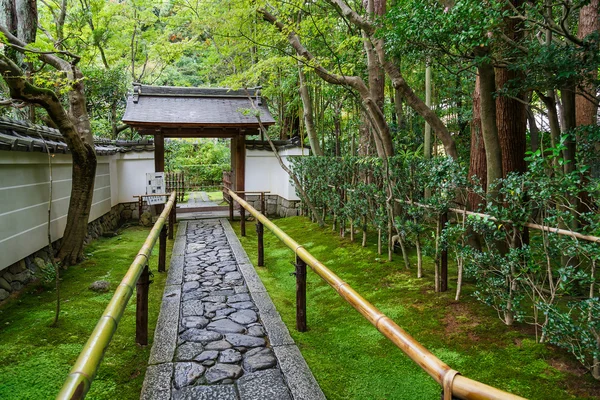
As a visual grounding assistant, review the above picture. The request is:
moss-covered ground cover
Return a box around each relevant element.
[0,225,173,399]
[233,216,599,400]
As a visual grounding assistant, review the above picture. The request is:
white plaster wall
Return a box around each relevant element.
[0,151,113,270]
[116,151,155,204]
[245,147,309,201]
[0,150,153,271]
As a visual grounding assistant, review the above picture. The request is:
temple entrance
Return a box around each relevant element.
[122,85,275,215]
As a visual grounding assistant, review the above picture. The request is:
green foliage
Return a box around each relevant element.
[165,138,230,186]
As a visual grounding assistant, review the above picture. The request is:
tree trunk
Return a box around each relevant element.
[477,60,503,194]
[298,62,323,156]
[468,76,487,210]
[0,28,97,266]
[576,0,599,128]
[495,67,527,176]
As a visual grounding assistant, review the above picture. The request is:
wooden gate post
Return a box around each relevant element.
[240,194,246,237]
[136,264,150,346]
[168,205,174,240]
[295,255,307,332]
[159,225,167,273]
[440,211,448,292]
[229,197,234,221]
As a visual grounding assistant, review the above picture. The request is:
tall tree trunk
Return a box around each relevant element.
[495,69,527,176]
[477,59,503,194]
[468,76,487,210]
[576,0,599,128]
[298,62,323,156]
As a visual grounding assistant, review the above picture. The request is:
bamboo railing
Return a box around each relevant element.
[228,189,526,400]
[56,192,177,400]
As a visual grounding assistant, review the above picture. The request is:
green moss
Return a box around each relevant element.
[0,226,173,399]
[233,216,597,400]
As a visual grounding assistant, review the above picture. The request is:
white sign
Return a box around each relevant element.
[146,172,166,205]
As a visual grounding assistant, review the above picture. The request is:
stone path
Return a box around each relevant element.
[141,219,325,400]
[180,191,219,208]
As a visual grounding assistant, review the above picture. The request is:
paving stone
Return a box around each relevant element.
[173,362,205,389]
[175,342,204,361]
[205,363,243,383]
[211,289,236,296]
[182,290,206,301]
[225,334,265,348]
[180,329,222,344]
[182,281,200,293]
[219,265,238,273]
[229,310,258,325]
[205,303,228,313]
[186,243,206,253]
[234,285,249,294]
[203,295,226,303]
[227,293,251,303]
[238,369,292,400]
[172,385,238,400]
[184,273,201,282]
[182,300,204,317]
[243,348,277,372]
[204,339,233,351]
[195,350,219,362]
[207,319,246,334]
[229,301,256,310]
[246,325,266,337]
[215,307,236,317]
[219,348,243,364]
[224,271,243,281]
[181,316,209,330]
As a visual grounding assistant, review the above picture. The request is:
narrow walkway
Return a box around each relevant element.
[141,219,325,400]
[179,191,219,208]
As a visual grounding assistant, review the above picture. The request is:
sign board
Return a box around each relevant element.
[146,172,166,205]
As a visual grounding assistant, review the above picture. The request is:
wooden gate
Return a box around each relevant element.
[165,172,185,202]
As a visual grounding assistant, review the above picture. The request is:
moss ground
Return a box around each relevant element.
[232,216,599,400]
[0,225,173,399]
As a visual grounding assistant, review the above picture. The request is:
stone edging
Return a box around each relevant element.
[221,219,326,400]
[141,220,188,400]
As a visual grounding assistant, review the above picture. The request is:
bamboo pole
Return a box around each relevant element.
[57,192,177,400]
[394,198,600,244]
[228,190,526,400]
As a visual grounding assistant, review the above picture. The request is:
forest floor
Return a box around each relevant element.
[233,216,600,400]
[0,225,174,399]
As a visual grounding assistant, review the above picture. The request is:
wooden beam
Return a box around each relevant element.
[136,127,262,138]
[155,133,165,172]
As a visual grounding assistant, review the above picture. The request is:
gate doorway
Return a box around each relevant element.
[123,85,275,216]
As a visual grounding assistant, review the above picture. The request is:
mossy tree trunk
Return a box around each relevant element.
[0,27,97,266]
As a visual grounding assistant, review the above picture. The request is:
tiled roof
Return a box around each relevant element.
[122,85,276,127]
[0,117,154,155]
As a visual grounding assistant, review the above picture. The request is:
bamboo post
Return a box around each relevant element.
[295,254,307,332]
[229,196,234,221]
[158,225,167,273]
[136,264,150,346]
[440,211,448,292]
[138,197,143,223]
